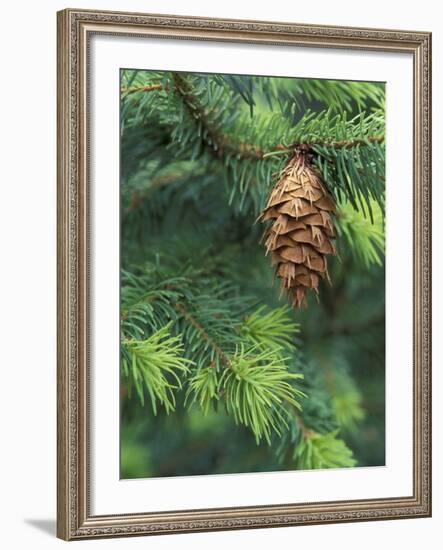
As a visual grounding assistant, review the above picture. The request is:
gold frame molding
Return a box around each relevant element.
[57,8,432,540]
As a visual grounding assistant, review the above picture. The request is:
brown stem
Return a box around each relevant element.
[174,302,231,367]
[310,135,384,149]
[171,73,260,160]
[122,83,163,95]
[122,79,384,157]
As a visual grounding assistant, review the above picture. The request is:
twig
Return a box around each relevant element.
[122,83,163,95]
[175,302,231,368]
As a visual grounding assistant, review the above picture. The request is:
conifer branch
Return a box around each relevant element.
[172,72,259,160]
[121,281,180,321]
[293,430,357,469]
[121,293,155,321]
[123,77,384,161]
[174,302,232,367]
[120,69,385,470]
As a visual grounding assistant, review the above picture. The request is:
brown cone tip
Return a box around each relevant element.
[260,146,336,308]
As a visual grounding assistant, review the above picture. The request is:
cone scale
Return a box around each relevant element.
[260,145,337,308]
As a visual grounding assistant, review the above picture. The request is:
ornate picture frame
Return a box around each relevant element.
[57,8,431,540]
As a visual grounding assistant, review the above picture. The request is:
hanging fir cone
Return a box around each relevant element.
[260,145,337,308]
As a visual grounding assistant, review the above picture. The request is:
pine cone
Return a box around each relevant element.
[260,145,336,308]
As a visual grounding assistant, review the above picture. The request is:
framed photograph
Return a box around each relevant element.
[57,8,431,540]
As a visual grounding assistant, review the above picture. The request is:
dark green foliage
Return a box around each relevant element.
[120,69,386,477]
